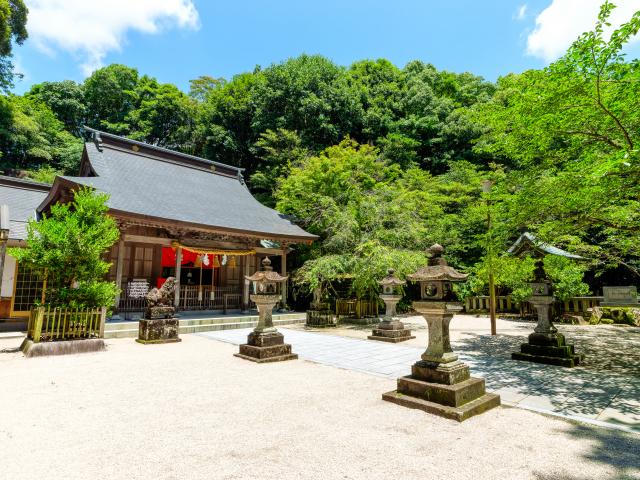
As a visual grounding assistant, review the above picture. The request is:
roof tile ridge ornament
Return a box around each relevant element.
[93,130,103,152]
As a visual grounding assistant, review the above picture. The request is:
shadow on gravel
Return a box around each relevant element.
[534,423,640,480]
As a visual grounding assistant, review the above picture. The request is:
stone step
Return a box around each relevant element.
[382,390,501,422]
[511,351,584,368]
[397,375,487,408]
[104,313,305,339]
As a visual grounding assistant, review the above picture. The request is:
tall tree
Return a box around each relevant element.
[0,0,27,91]
[26,80,86,135]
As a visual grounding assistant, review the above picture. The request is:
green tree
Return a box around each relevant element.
[83,64,139,133]
[250,128,309,206]
[188,75,225,101]
[10,187,120,308]
[0,0,28,91]
[252,55,362,150]
[471,1,640,277]
[127,76,196,149]
[0,95,82,174]
[26,80,86,135]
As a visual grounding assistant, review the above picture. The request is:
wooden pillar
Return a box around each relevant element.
[174,246,182,307]
[281,248,288,309]
[242,254,251,311]
[113,239,125,309]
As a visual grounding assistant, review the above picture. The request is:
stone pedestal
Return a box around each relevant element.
[235,294,297,363]
[306,302,337,327]
[383,302,500,422]
[136,318,181,344]
[368,294,414,343]
[512,296,583,367]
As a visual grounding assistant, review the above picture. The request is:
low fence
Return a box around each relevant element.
[464,295,604,317]
[117,282,244,313]
[178,286,243,312]
[27,306,107,343]
[335,299,379,319]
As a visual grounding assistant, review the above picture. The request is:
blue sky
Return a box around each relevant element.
[12,0,640,94]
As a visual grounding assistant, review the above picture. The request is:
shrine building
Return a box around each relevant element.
[0,128,316,319]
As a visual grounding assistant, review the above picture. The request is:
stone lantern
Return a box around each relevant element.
[234,257,298,363]
[368,269,415,343]
[382,244,500,422]
[512,259,583,367]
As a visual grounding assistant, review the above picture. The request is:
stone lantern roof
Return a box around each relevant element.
[245,257,288,283]
[379,268,406,287]
[406,244,468,282]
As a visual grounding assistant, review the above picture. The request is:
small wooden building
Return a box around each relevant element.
[1,129,316,318]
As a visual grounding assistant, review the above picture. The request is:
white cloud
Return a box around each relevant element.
[25,0,200,76]
[527,0,640,62]
[515,4,528,21]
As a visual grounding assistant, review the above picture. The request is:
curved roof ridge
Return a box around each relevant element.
[83,126,245,176]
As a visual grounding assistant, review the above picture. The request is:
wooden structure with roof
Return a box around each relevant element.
[1,129,316,318]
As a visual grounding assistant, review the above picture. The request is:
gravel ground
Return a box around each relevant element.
[0,333,638,480]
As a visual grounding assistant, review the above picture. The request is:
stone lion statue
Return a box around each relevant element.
[146,277,177,307]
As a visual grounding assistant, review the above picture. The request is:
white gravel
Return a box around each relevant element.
[0,333,638,480]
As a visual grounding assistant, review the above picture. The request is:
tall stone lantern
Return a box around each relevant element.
[512,259,583,367]
[234,257,298,363]
[368,269,415,343]
[382,244,500,422]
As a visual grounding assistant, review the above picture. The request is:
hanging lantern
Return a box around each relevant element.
[202,254,210,267]
[213,255,221,268]
[228,255,237,268]
[194,255,202,268]
[222,254,228,266]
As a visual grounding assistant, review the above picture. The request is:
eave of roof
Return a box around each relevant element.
[507,232,584,260]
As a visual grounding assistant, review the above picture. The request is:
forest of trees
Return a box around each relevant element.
[0,1,638,300]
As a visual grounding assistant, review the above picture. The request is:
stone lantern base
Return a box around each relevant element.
[234,331,298,363]
[512,332,584,368]
[382,360,500,422]
[368,320,415,343]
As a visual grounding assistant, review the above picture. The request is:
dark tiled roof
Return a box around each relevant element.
[49,133,316,241]
[508,232,584,260]
[0,176,51,240]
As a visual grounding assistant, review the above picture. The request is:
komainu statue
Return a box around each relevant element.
[146,277,177,307]
[144,277,177,319]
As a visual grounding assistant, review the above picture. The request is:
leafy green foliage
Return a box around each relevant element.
[472,1,640,278]
[0,0,27,91]
[10,188,120,309]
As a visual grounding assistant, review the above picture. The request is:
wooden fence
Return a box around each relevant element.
[335,299,379,319]
[464,295,604,316]
[27,306,107,343]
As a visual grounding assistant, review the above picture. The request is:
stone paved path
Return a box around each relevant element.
[199,327,640,434]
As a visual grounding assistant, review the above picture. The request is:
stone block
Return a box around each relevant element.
[511,351,583,368]
[305,309,337,328]
[528,332,566,347]
[382,390,500,422]
[136,318,181,344]
[144,306,176,319]
[235,342,298,363]
[377,320,405,330]
[411,360,470,385]
[21,338,106,357]
[397,376,487,407]
[520,343,575,357]
[247,331,284,347]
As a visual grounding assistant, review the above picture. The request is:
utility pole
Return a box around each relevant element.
[481,180,497,336]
